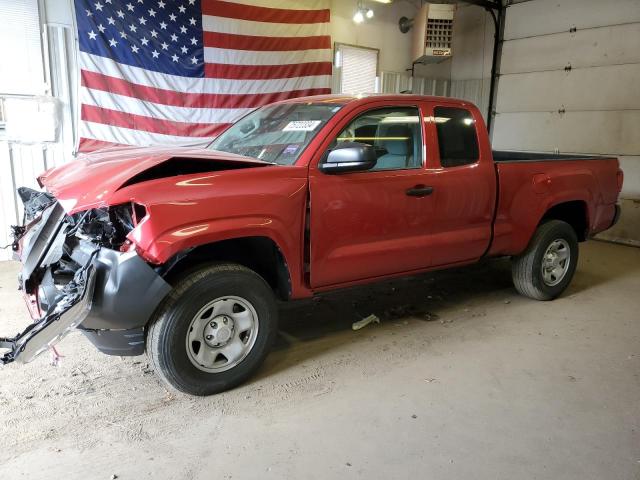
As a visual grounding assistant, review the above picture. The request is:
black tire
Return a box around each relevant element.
[146,263,278,396]
[511,220,579,301]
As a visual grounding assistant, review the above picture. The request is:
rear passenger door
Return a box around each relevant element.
[421,103,496,266]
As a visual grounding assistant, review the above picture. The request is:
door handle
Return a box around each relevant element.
[405,185,434,197]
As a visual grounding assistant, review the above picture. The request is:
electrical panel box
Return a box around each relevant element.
[412,3,456,64]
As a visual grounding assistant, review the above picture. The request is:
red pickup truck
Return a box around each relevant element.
[1,94,623,395]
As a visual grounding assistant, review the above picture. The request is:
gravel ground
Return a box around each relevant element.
[0,240,639,480]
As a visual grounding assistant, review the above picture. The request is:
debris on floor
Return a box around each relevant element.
[50,346,64,367]
[352,314,380,331]
[383,304,440,322]
[421,312,440,322]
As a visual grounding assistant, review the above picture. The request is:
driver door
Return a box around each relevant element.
[308,103,435,288]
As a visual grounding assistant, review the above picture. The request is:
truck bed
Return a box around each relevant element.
[492,150,615,163]
[489,154,621,258]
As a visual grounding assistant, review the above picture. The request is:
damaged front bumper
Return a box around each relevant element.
[1,195,171,365]
[0,261,97,364]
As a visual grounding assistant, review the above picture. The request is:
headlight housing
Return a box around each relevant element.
[71,202,147,250]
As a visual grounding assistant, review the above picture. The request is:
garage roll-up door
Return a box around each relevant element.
[492,0,640,198]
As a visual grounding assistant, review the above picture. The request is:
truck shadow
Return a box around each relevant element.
[254,241,636,381]
[255,258,515,380]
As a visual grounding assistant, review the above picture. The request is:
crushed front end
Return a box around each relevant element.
[0,188,171,365]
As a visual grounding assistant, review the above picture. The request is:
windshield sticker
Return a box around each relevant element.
[283,144,299,155]
[283,120,322,132]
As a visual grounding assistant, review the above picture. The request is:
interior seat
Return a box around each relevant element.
[375,124,413,170]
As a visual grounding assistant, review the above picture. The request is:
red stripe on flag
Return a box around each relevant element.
[81,104,230,137]
[201,0,330,24]
[81,70,331,108]
[203,32,330,51]
[78,137,128,152]
[204,61,332,79]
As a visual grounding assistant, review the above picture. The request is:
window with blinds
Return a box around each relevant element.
[336,44,379,95]
[0,0,45,95]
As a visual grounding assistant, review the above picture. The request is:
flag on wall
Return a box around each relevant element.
[74,0,332,152]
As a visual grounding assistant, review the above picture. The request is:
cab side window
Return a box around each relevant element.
[335,107,422,171]
[434,106,479,168]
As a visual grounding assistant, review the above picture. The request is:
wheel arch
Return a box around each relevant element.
[540,200,590,242]
[159,236,292,300]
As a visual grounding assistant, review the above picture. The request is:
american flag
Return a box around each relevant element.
[74,0,332,152]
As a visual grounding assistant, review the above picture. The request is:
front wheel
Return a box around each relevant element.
[146,263,278,396]
[511,220,579,301]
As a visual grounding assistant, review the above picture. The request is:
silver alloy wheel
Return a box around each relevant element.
[541,239,571,286]
[185,296,259,373]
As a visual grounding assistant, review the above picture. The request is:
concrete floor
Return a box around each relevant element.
[0,240,639,479]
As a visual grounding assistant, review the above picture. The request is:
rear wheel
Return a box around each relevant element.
[511,220,579,301]
[147,263,278,396]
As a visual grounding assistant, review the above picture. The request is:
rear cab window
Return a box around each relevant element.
[433,106,479,168]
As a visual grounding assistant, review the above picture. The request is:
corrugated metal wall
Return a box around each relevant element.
[0,142,68,260]
[380,70,487,116]
[0,24,75,261]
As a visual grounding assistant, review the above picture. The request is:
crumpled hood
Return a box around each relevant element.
[39,145,270,214]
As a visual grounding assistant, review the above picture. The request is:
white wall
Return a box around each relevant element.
[414,4,495,119]
[329,0,417,75]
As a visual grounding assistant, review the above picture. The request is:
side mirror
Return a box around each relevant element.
[319,142,377,174]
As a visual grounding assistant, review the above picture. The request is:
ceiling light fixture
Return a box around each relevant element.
[353,1,374,24]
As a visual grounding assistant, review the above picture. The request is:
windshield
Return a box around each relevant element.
[208,103,343,165]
